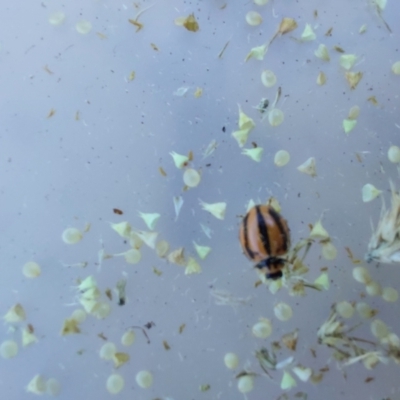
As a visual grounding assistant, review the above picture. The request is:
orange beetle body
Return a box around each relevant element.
[239,205,291,280]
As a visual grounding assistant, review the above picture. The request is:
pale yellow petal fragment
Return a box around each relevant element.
[382,287,398,302]
[359,24,367,33]
[71,309,86,323]
[366,281,382,296]
[113,352,130,368]
[242,147,263,162]
[343,119,357,134]
[232,128,251,147]
[199,200,227,220]
[301,24,316,41]
[0,340,18,359]
[174,16,186,26]
[106,374,124,394]
[49,12,65,26]
[245,43,268,62]
[246,11,263,26]
[4,304,26,323]
[374,0,387,11]
[156,240,169,257]
[110,221,132,238]
[292,365,312,382]
[268,108,284,126]
[336,301,354,318]
[183,168,201,187]
[388,145,400,163]
[120,248,141,264]
[322,241,337,260]
[237,375,254,393]
[100,342,117,360]
[348,105,360,120]
[76,20,92,34]
[392,61,400,75]
[185,257,202,275]
[62,227,83,244]
[136,370,153,388]
[134,230,158,249]
[281,370,297,390]
[345,71,363,89]
[61,318,80,335]
[297,157,317,177]
[91,302,111,319]
[138,212,160,230]
[252,318,272,338]
[274,150,290,166]
[371,319,389,339]
[224,352,239,369]
[352,267,372,284]
[314,44,330,61]
[279,18,298,34]
[182,14,199,32]
[362,184,382,202]
[316,71,327,85]
[194,87,203,97]
[254,0,269,4]
[167,247,186,265]
[267,197,281,212]
[45,378,61,396]
[121,329,135,346]
[78,275,97,292]
[238,106,255,130]
[193,242,211,259]
[128,71,135,81]
[340,54,357,70]
[22,326,38,347]
[170,151,189,168]
[22,261,41,278]
[274,302,293,321]
[261,70,277,87]
[26,375,46,394]
[314,272,329,290]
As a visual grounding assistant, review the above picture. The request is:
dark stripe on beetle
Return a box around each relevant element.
[267,207,289,253]
[255,205,271,256]
[242,212,257,259]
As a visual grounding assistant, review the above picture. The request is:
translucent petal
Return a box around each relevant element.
[280,370,297,390]
[183,168,201,187]
[245,43,268,62]
[343,119,357,134]
[388,145,400,163]
[300,24,316,41]
[246,11,262,26]
[274,150,290,166]
[170,151,189,168]
[362,184,382,202]
[261,70,277,87]
[224,353,239,369]
[138,212,160,230]
[193,242,211,259]
[185,257,202,274]
[136,370,153,388]
[340,54,357,70]
[237,375,254,393]
[297,157,317,177]
[242,147,263,162]
[199,200,227,220]
[314,44,330,61]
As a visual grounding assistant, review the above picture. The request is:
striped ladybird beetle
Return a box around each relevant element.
[239,204,291,280]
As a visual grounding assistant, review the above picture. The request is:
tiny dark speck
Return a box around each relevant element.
[298,193,301,198]
[222,126,226,132]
